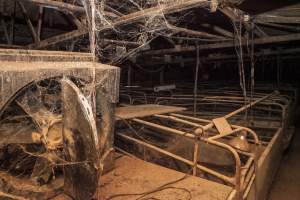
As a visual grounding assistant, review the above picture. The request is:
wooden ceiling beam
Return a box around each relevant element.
[219,7,266,37]
[139,48,300,65]
[257,21,300,32]
[98,0,210,32]
[27,28,87,49]
[25,0,210,49]
[256,15,300,24]
[17,1,39,44]
[141,33,300,55]
[199,23,234,38]
[19,0,85,13]
[168,24,226,39]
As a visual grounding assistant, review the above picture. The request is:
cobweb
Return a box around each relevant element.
[0,76,101,199]
[80,0,212,64]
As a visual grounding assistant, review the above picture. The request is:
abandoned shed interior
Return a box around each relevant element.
[0,0,300,200]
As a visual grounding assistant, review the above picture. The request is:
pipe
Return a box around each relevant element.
[131,118,243,194]
[200,91,279,132]
[117,132,235,184]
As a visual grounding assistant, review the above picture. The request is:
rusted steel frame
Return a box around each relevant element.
[260,102,287,127]
[245,150,258,200]
[169,113,260,145]
[155,97,186,104]
[194,97,288,113]
[156,97,259,105]
[154,113,260,145]
[208,127,244,140]
[131,111,263,199]
[203,101,286,116]
[120,90,148,104]
[200,91,278,132]
[170,107,261,198]
[173,94,266,99]
[171,113,211,123]
[197,98,285,106]
[117,132,234,184]
[131,118,241,186]
[155,91,269,101]
[205,138,242,200]
[119,94,134,104]
[193,116,255,199]
[243,157,254,174]
[224,92,277,119]
[240,157,255,192]
[243,173,255,199]
[233,126,260,145]
[193,139,200,176]
[154,114,204,127]
[155,95,276,105]
[271,103,287,127]
[132,92,148,104]
[133,118,195,138]
[160,98,286,122]
[242,162,255,193]
[153,114,204,176]
[186,111,261,199]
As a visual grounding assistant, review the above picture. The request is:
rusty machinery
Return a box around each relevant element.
[0,49,120,200]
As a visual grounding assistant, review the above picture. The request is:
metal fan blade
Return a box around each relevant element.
[61,78,100,200]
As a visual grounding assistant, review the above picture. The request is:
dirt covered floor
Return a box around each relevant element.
[268,116,300,200]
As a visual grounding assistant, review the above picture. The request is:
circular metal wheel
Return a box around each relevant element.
[0,77,100,200]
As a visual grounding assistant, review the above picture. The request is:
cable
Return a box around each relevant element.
[249,19,255,122]
[136,187,192,200]
[105,170,192,200]
[193,45,200,117]
[232,14,248,121]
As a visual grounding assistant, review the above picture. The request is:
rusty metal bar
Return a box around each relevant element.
[117,132,235,184]
[170,113,260,145]
[132,118,195,138]
[131,117,243,195]
[199,91,279,132]
[154,114,203,127]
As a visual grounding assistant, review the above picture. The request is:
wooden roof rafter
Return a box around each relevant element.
[27,0,212,49]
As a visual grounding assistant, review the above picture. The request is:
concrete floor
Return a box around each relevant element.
[268,124,300,200]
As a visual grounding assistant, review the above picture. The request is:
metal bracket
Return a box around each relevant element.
[212,117,233,135]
